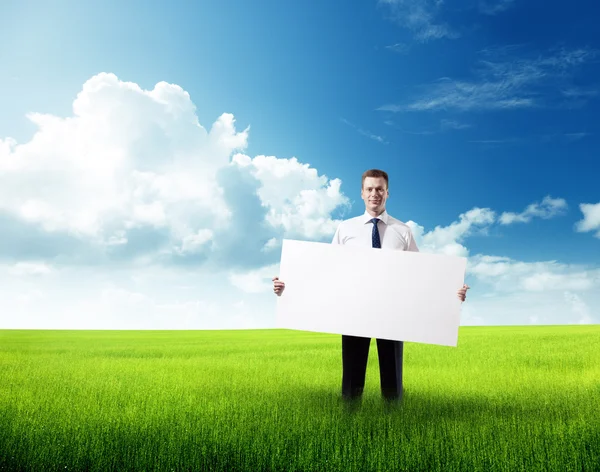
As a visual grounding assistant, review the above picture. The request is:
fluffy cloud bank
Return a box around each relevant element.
[468,255,600,293]
[407,207,495,257]
[0,73,348,269]
[404,204,598,325]
[1,73,597,328]
[232,154,349,241]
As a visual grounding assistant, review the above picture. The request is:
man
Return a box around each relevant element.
[272,169,469,402]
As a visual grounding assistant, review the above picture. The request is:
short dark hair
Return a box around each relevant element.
[362,169,388,189]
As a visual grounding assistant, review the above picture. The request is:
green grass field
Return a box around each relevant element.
[1,326,599,471]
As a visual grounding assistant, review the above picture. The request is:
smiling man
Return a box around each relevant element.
[273,169,469,402]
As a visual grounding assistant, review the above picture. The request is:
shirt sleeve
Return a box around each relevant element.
[331,224,342,245]
[406,228,419,252]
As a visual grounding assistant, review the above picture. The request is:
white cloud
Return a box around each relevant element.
[468,254,600,293]
[521,271,595,292]
[0,73,245,250]
[341,118,387,143]
[262,238,280,252]
[380,0,517,41]
[232,153,351,240]
[440,119,471,130]
[575,202,600,238]
[383,118,471,136]
[9,262,54,276]
[564,291,594,324]
[460,304,485,325]
[564,132,590,141]
[175,229,214,255]
[379,47,597,112]
[562,88,599,99]
[0,73,350,267]
[379,0,458,42]
[385,43,411,54]
[229,263,280,294]
[407,207,496,257]
[0,264,276,329]
[499,195,568,224]
[456,290,598,326]
[479,0,515,15]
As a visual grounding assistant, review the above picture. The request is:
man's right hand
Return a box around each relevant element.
[272,276,285,296]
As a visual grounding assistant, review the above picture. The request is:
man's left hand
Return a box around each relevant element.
[457,284,470,302]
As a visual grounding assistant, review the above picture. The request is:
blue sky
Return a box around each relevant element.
[1,0,599,329]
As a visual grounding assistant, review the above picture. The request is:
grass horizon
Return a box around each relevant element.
[3,322,599,330]
[1,325,599,471]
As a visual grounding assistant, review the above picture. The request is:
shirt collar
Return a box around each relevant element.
[363,209,389,225]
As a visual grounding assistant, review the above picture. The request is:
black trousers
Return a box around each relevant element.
[341,335,404,399]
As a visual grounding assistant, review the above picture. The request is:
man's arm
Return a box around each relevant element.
[331,223,342,245]
[406,228,419,252]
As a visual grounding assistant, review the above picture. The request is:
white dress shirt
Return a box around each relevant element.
[331,209,419,252]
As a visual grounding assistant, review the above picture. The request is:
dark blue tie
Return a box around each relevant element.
[370,218,381,248]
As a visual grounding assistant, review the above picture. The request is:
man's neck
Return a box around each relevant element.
[366,208,385,218]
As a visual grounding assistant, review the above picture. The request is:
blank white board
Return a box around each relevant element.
[275,239,467,347]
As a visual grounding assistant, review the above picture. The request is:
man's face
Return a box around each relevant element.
[361,176,388,214]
